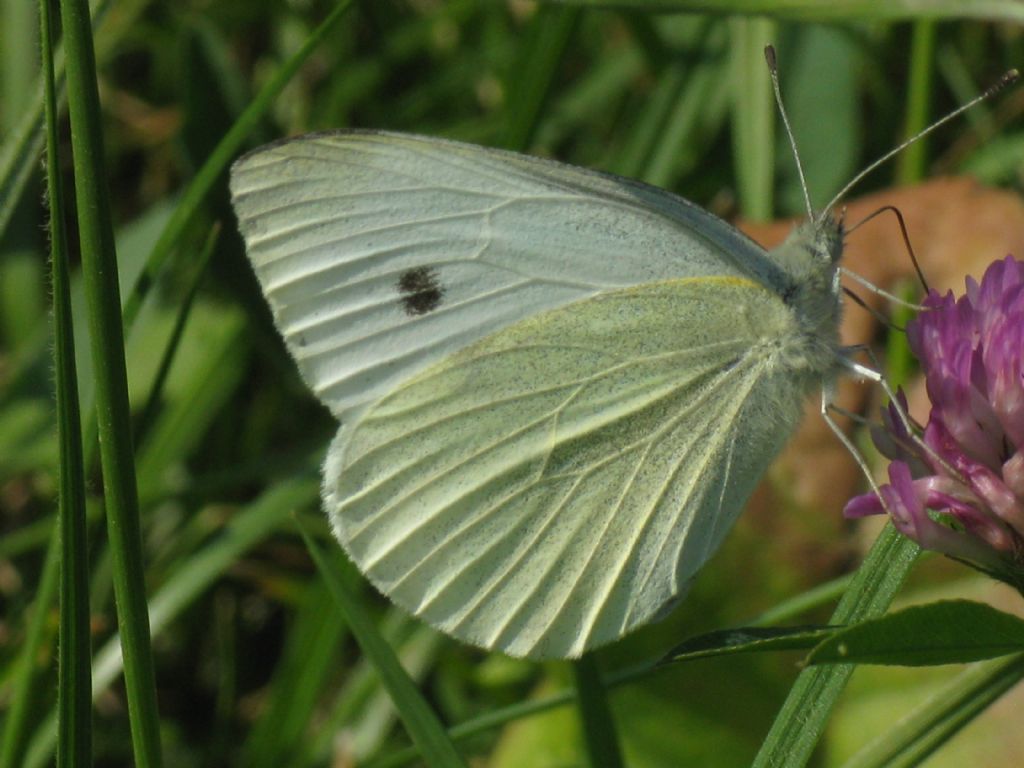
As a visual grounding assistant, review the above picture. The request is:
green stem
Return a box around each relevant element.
[573,654,625,768]
[41,0,93,763]
[57,0,161,763]
[751,526,919,768]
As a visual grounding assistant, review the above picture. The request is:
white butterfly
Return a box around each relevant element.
[230,130,847,659]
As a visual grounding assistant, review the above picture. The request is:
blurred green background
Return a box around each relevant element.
[2,1,1024,766]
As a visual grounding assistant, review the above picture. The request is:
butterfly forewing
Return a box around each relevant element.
[324,277,818,658]
[229,132,779,421]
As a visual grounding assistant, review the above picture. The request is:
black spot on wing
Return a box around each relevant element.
[397,266,445,316]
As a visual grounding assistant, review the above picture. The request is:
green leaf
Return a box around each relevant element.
[808,600,1024,667]
[775,26,860,215]
[664,625,837,663]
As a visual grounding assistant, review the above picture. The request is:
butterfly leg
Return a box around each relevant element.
[820,381,885,502]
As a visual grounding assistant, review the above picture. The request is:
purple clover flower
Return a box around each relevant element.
[845,256,1024,586]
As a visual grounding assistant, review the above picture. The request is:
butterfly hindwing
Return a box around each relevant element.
[324,277,818,658]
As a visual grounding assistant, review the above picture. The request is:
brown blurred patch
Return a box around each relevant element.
[736,177,1024,569]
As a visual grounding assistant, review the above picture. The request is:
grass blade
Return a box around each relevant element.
[751,526,920,768]
[133,225,220,446]
[895,21,937,184]
[840,654,1024,768]
[498,4,579,151]
[240,579,350,768]
[296,516,468,768]
[56,0,160,762]
[729,17,776,221]
[41,0,92,764]
[22,477,321,768]
[0,535,60,767]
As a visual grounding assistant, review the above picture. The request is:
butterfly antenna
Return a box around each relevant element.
[820,67,1020,225]
[765,45,815,221]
